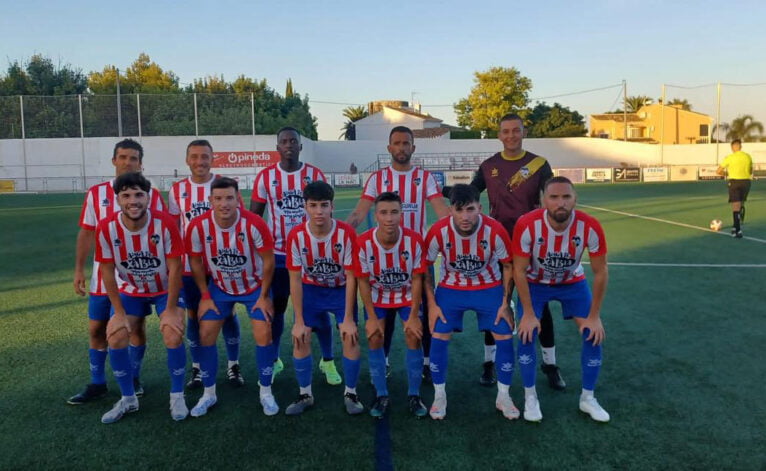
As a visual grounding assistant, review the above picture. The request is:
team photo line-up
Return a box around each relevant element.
[70,115,616,425]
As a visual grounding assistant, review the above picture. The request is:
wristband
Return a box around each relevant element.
[201,292,212,301]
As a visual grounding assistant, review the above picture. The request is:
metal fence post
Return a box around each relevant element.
[79,94,86,190]
[194,93,199,137]
[137,94,142,138]
[20,95,28,191]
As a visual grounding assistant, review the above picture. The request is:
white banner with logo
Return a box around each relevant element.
[333,173,361,187]
[585,168,612,183]
[445,171,474,186]
[555,168,585,184]
[642,167,668,182]
[698,165,723,180]
[670,165,697,181]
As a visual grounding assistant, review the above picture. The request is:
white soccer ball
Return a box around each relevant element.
[710,219,723,231]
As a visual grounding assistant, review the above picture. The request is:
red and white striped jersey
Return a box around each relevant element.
[512,208,607,285]
[79,180,167,295]
[425,215,512,290]
[186,209,274,296]
[286,220,356,288]
[95,210,184,296]
[168,175,245,274]
[251,163,327,254]
[355,227,426,308]
[362,166,441,233]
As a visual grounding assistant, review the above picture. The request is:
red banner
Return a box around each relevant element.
[212,151,280,168]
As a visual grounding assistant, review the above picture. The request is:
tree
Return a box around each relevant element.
[339,105,368,140]
[454,66,532,133]
[285,78,294,98]
[526,102,587,138]
[88,53,180,94]
[725,114,763,142]
[667,98,692,111]
[624,95,652,113]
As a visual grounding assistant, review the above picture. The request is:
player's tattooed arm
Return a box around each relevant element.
[512,254,540,344]
[496,261,514,330]
[579,254,608,345]
[74,228,95,296]
[346,198,374,229]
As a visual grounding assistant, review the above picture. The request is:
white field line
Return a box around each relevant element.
[580,204,766,244]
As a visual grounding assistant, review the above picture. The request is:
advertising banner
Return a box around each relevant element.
[333,173,361,187]
[445,171,474,186]
[642,167,668,182]
[614,167,640,182]
[556,168,585,183]
[698,165,723,180]
[211,151,280,168]
[585,168,612,183]
[670,165,698,181]
[431,171,445,188]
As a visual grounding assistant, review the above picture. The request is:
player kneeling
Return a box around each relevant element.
[285,181,364,416]
[425,184,518,420]
[185,177,278,417]
[513,176,610,423]
[96,172,187,423]
[357,192,428,418]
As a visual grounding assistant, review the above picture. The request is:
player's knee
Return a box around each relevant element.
[433,332,451,341]
[89,321,107,340]
[107,329,129,349]
[493,333,512,342]
[252,321,272,346]
[343,341,360,359]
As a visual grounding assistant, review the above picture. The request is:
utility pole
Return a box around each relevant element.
[623,79,627,141]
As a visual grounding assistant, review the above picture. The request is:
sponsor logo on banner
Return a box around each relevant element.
[698,165,723,180]
[670,165,698,181]
[431,171,445,188]
[642,167,668,182]
[445,171,473,186]
[211,152,280,168]
[555,168,585,184]
[585,168,612,183]
[333,174,360,187]
[614,167,640,182]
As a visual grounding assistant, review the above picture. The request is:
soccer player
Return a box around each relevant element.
[168,139,245,389]
[69,138,166,405]
[250,127,339,384]
[424,184,517,420]
[347,125,449,381]
[356,192,428,418]
[513,176,610,423]
[185,177,278,417]
[95,172,187,423]
[284,181,364,416]
[460,113,563,390]
[717,139,753,238]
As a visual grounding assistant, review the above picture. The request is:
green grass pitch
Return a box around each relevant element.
[0,181,764,470]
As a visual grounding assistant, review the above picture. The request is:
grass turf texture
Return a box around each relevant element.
[0,181,764,470]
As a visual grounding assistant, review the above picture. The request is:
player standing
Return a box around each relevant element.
[250,127,339,384]
[284,181,364,415]
[95,172,187,423]
[513,176,610,422]
[347,125,449,380]
[424,184,517,420]
[185,177,278,417]
[168,139,245,389]
[356,192,428,418]
[69,138,166,404]
[717,139,753,238]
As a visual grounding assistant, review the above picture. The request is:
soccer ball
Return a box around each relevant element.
[710,219,723,231]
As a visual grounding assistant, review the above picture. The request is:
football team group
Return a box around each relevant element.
[69,113,611,425]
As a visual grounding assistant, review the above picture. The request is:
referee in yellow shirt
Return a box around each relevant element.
[717,139,753,238]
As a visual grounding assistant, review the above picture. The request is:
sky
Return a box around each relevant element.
[1,0,765,140]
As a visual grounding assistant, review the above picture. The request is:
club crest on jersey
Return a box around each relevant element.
[237,232,246,242]
[520,166,530,178]
[479,239,488,250]
[101,198,110,207]
[449,254,485,276]
[413,177,421,185]
[572,236,582,247]
[114,238,122,247]
[401,250,410,261]
[333,243,343,253]
[150,234,160,245]
[303,176,312,184]
[491,168,499,177]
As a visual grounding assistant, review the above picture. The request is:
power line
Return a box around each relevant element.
[664,83,717,89]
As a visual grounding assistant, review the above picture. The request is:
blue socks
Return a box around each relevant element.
[581,329,602,391]
[222,314,241,362]
[517,330,538,388]
[88,348,107,385]
[495,338,514,386]
[342,356,360,390]
[293,355,313,388]
[429,338,449,385]
[129,344,146,380]
[406,348,424,396]
[166,345,186,393]
[256,344,275,387]
[369,347,388,396]
[108,346,134,396]
[199,344,218,388]
[187,317,201,365]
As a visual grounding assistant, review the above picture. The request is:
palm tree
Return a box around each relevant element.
[712,122,730,143]
[624,95,652,113]
[339,105,368,140]
[667,98,692,111]
[726,114,763,142]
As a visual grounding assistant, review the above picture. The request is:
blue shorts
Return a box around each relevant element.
[365,306,419,322]
[433,285,512,335]
[272,254,290,300]
[180,275,201,311]
[201,283,268,321]
[301,283,357,328]
[517,279,592,320]
[88,294,112,321]
[119,293,170,318]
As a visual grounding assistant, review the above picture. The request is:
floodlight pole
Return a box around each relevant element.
[20,95,28,191]
[623,80,627,142]
[660,84,666,165]
[79,94,86,190]
[716,82,721,164]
